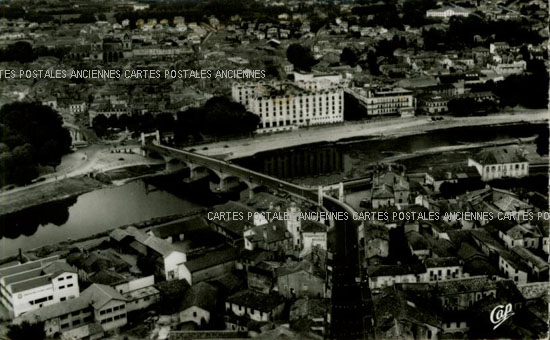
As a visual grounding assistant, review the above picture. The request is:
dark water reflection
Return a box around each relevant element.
[237,123,545,183]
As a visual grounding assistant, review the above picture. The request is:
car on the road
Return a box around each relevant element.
[224,145,229,148]
[202,147,209,150]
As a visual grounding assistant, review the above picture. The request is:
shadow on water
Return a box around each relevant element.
[0,196,77,239]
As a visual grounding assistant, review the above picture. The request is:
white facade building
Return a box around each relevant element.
[467,147,529,181]
[232,79,344,133]
[426,6,472,18]
[0,256,79,318]
[348,87,415,117]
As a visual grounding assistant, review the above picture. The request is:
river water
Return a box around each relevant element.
[0,181,202,258]
[0,122,544,258]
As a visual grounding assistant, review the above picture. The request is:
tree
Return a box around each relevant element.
[536,127,549,156]
[92,114,109,137]
[286,43,317,72]
[0,102,71,185]
[340,47,359,67]
[8,321,46,340]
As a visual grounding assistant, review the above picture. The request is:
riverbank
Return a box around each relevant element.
[0,176,103,217]
[0,164,167,218]
[193,110,548,159]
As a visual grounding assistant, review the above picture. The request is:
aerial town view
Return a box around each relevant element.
[0,0,548,339]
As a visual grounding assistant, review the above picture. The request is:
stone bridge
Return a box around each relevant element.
[141,131,369,338]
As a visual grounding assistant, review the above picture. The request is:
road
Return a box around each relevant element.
[190,110,548,160]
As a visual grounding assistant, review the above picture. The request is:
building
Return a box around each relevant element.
[178,247,238,285]
[178,282,218,328]
[491,60,527,75]
[366,264,427,289]
[370,171,410,208]
[424,257,463,282]
[498,251,529,284]
[14,283,128,338]
[231,80,344,133]
[0,256,79,318]
[109,227,187,281]
[300,220,328,256]
[511,246,548,279]
[243,222,293,252]
[275,260,326,299]
[426,6,472,18]
[419,95,449,114]
[425,166,481,193]
[499,223,542,249]
[467,147,529,181]
[349,87,415,117]
[225,290,285,328]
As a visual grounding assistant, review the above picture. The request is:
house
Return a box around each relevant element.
[224,290,285,330]
[373,288,442,340]
[366,264,427,289]
[407,230,432,259]
[112,275,159,312]
[370,171,410,208]
[0,256,79,318]
[247,262,276,294]
[499,222,542,249]
[275,260,326,299]
[425,166,481,193]
[243,222,292,253]
[209,201,267,242]
[178,247,238,286]
[467,147,529,181]
[300,220,328,256]
[498,251,529,284]
[362,224,390,261]
[511,246,548,279]
[424,276,498,310]
[178,282,218,328]
[109,227,187,281]
[424,257,464,282]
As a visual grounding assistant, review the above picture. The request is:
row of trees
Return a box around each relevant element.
[0,41,68,63]
[92,97,260,143]
[0,103,72,186]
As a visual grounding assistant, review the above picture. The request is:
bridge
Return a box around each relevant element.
[141,132,371,339]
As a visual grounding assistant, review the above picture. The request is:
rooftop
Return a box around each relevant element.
[226,290,285,312]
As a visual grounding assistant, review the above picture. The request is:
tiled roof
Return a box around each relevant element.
[185,247,238,273]
[226,290,285,312]
[179,282,218,311]
[471,147,527,165]
[367,263,426,277]
[149,216,209,239]
[80,283,127,310]
[245,223,291,244]
[15,296,91,324]
[512,246,548,270]
[424,257,461,268]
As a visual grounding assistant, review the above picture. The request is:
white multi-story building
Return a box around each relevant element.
[426,6,472,18]
[348,87,415,117]
[232,79,344,133]
[0,256,79,318]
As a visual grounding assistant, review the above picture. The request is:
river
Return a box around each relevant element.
[0,122,544,258]
[0,181,202,258]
